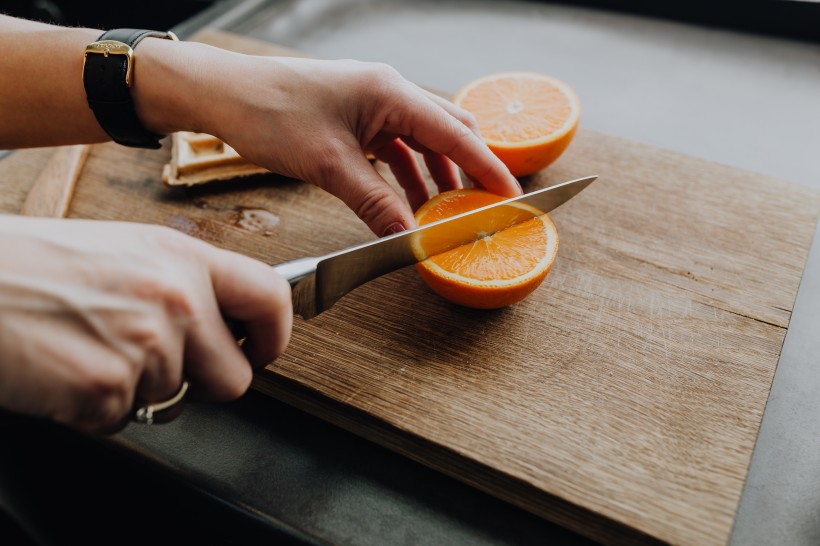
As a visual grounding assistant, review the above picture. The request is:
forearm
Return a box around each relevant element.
[0,14,521,237]
[0,14,214,149]
[0,15,104,147]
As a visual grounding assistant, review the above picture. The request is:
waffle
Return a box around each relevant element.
[162,131,270,186]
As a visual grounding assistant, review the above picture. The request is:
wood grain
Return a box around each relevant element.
[1,28,818,546]
[19,144,89,218]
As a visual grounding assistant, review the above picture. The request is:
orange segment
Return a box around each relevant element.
[453,72,580,177]
[414,189,559,309]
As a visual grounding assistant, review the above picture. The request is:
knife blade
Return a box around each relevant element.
[268,174,596,320]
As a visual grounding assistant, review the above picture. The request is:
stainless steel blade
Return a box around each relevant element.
[274,175,597,319]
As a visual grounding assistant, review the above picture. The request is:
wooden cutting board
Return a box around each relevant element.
[4,29,819,546]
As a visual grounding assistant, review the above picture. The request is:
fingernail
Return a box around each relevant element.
[383,222,406,236]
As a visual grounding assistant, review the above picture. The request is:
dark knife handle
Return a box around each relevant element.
[224,316,248,341]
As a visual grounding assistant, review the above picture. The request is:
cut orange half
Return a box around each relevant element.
[413,189,559,309]
[453,72,580,177]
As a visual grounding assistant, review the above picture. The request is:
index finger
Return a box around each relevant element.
[398,89,522,197]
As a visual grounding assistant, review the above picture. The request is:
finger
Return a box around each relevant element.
[51,334,138,434]
[68,363,135,435]
[392,135,467,198]
[420,94,492,189]
[310,140,417,236]
[392,90,522,198]
[182,298,250,403]
[420,150,463,194]
[371,138,430,212]
[395,133,463,195]
[206,246,293,370]
[180,246,291,402]
[417,91,493,191]
[420,88,483,136]
[134,313,186,404]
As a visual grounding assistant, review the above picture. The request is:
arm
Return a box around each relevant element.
[0,15,106,146]
[0,14,521,237]
[0,14,521,433]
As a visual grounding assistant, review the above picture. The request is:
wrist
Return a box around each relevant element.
[130,38,213,138]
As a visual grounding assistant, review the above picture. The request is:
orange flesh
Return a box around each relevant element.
[414,189,558,309]
[427,218,550,281]
[453,72,580,177]
[457,77,575,145]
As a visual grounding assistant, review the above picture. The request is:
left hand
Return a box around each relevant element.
[136,47,523,237]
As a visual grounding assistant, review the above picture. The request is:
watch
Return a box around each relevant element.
[82,28,179,149]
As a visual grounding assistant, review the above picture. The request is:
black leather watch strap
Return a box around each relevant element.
[83,28,178,149]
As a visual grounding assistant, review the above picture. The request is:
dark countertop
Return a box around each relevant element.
[2,2,820,545]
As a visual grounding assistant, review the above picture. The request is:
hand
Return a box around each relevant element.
[211,57,522,236]
[0,215,292,434]
[137,46,523,237]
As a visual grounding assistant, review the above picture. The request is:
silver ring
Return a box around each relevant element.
[132,379,190,425]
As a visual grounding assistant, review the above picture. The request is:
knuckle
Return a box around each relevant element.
[129,326,178,386]
[128,313,168,345]
[128,273,198,323]
[121,317,185,397]
[141,223,187,247]
[122,226,202,320]
[358,62,406,102]
[366,61,401,82]
[81,366,132,405]
[144,224,204,262]
[67,365,134,432]
[354,187,398,228]
[458,110,481,134]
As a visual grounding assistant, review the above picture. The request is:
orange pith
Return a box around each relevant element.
[414,189,559,309]
[453,72,580,177]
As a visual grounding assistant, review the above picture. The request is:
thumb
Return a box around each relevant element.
[310,144,417,237]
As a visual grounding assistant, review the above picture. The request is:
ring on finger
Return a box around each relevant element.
[132,379,190,425]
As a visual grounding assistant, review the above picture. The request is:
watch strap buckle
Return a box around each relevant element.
[84,40,135,85]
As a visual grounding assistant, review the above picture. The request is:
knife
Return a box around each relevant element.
[276,174,595,319]
[228,174,596,334]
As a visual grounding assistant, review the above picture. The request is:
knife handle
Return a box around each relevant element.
[224,316,249,342]
[224,256,321,340]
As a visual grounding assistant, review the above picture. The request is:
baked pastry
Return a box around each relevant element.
[162,131,269,186]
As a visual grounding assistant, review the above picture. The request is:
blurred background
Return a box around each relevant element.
[2,0,819,186]
[0,0,214,29]
[1,0,819,42]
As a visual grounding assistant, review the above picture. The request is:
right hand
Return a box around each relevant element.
[0,215,292,434]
